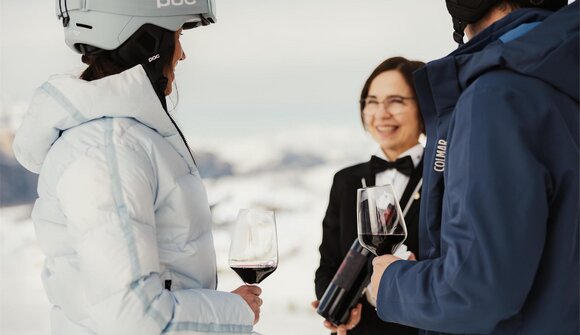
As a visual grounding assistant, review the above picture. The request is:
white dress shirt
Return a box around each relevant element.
[374,143,424,200]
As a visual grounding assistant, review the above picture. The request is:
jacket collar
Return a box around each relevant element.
[448,4,576,100]
[45,65,176,136]
[413,3,578,142]
[13,66,176,173]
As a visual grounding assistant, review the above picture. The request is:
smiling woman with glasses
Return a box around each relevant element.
[314,56,425,335]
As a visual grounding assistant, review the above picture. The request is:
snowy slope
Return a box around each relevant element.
[0,126,376,335]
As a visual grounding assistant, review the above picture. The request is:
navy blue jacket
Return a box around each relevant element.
[375,3,579,334]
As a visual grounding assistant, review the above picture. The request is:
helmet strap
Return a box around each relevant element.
[142,59,169,111]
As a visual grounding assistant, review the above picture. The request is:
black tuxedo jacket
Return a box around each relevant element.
[315,156,423,335]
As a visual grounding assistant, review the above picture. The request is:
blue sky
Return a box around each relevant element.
[1,0,455,139]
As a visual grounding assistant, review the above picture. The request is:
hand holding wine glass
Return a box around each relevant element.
[231,285,262,325]
[229,208,278,334]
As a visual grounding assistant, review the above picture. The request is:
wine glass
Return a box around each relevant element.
[356,185,407,256]
[229,209,278,335]
[229,208,278,284]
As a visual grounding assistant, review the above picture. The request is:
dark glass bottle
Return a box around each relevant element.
[316,239,373,326]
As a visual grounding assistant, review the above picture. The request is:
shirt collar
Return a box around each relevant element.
[375,143,424,168]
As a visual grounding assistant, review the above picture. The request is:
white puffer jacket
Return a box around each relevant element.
[13,66,254,335]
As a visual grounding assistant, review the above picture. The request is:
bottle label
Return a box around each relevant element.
[333,250,367,290]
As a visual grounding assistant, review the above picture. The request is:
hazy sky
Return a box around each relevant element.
[0,0,456,139]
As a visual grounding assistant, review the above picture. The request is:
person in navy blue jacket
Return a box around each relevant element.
[369,1,579,334]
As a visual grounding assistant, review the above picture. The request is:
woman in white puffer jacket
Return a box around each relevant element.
[12,1,261,334]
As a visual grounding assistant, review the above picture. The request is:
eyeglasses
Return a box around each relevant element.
[361,95,416,116]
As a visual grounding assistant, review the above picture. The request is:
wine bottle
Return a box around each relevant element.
[316,239,372,326]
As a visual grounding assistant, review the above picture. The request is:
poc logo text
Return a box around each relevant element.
[433,139,447,172]
[148,54,160,63]
[157,0,197,8]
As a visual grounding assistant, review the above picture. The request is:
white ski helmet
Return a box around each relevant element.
[55,0,216,53]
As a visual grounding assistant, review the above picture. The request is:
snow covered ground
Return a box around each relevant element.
[0,126,376,335]
[1,205,50,335]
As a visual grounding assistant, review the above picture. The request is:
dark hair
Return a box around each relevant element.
[80,52,126,81]
[359,56,425,132]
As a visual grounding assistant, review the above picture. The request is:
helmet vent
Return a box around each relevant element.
[76,23,93,29]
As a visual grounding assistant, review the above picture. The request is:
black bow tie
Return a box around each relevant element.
[369,155,414,176]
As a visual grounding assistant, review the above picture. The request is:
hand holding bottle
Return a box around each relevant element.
[312,300,362,334]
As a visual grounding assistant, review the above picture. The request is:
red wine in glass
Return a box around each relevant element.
[229,209,278,284]
[358,233,405,256]
[230,263,277,284]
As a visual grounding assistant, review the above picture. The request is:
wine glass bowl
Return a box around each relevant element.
[357,185,407,256]
[229,209,278,284]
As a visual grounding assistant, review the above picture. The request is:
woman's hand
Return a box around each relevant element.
[311,300,362,335]
[232,285,262,325]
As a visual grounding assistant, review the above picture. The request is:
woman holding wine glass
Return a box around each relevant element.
[314,57,425,335]
[12,1,261,333]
